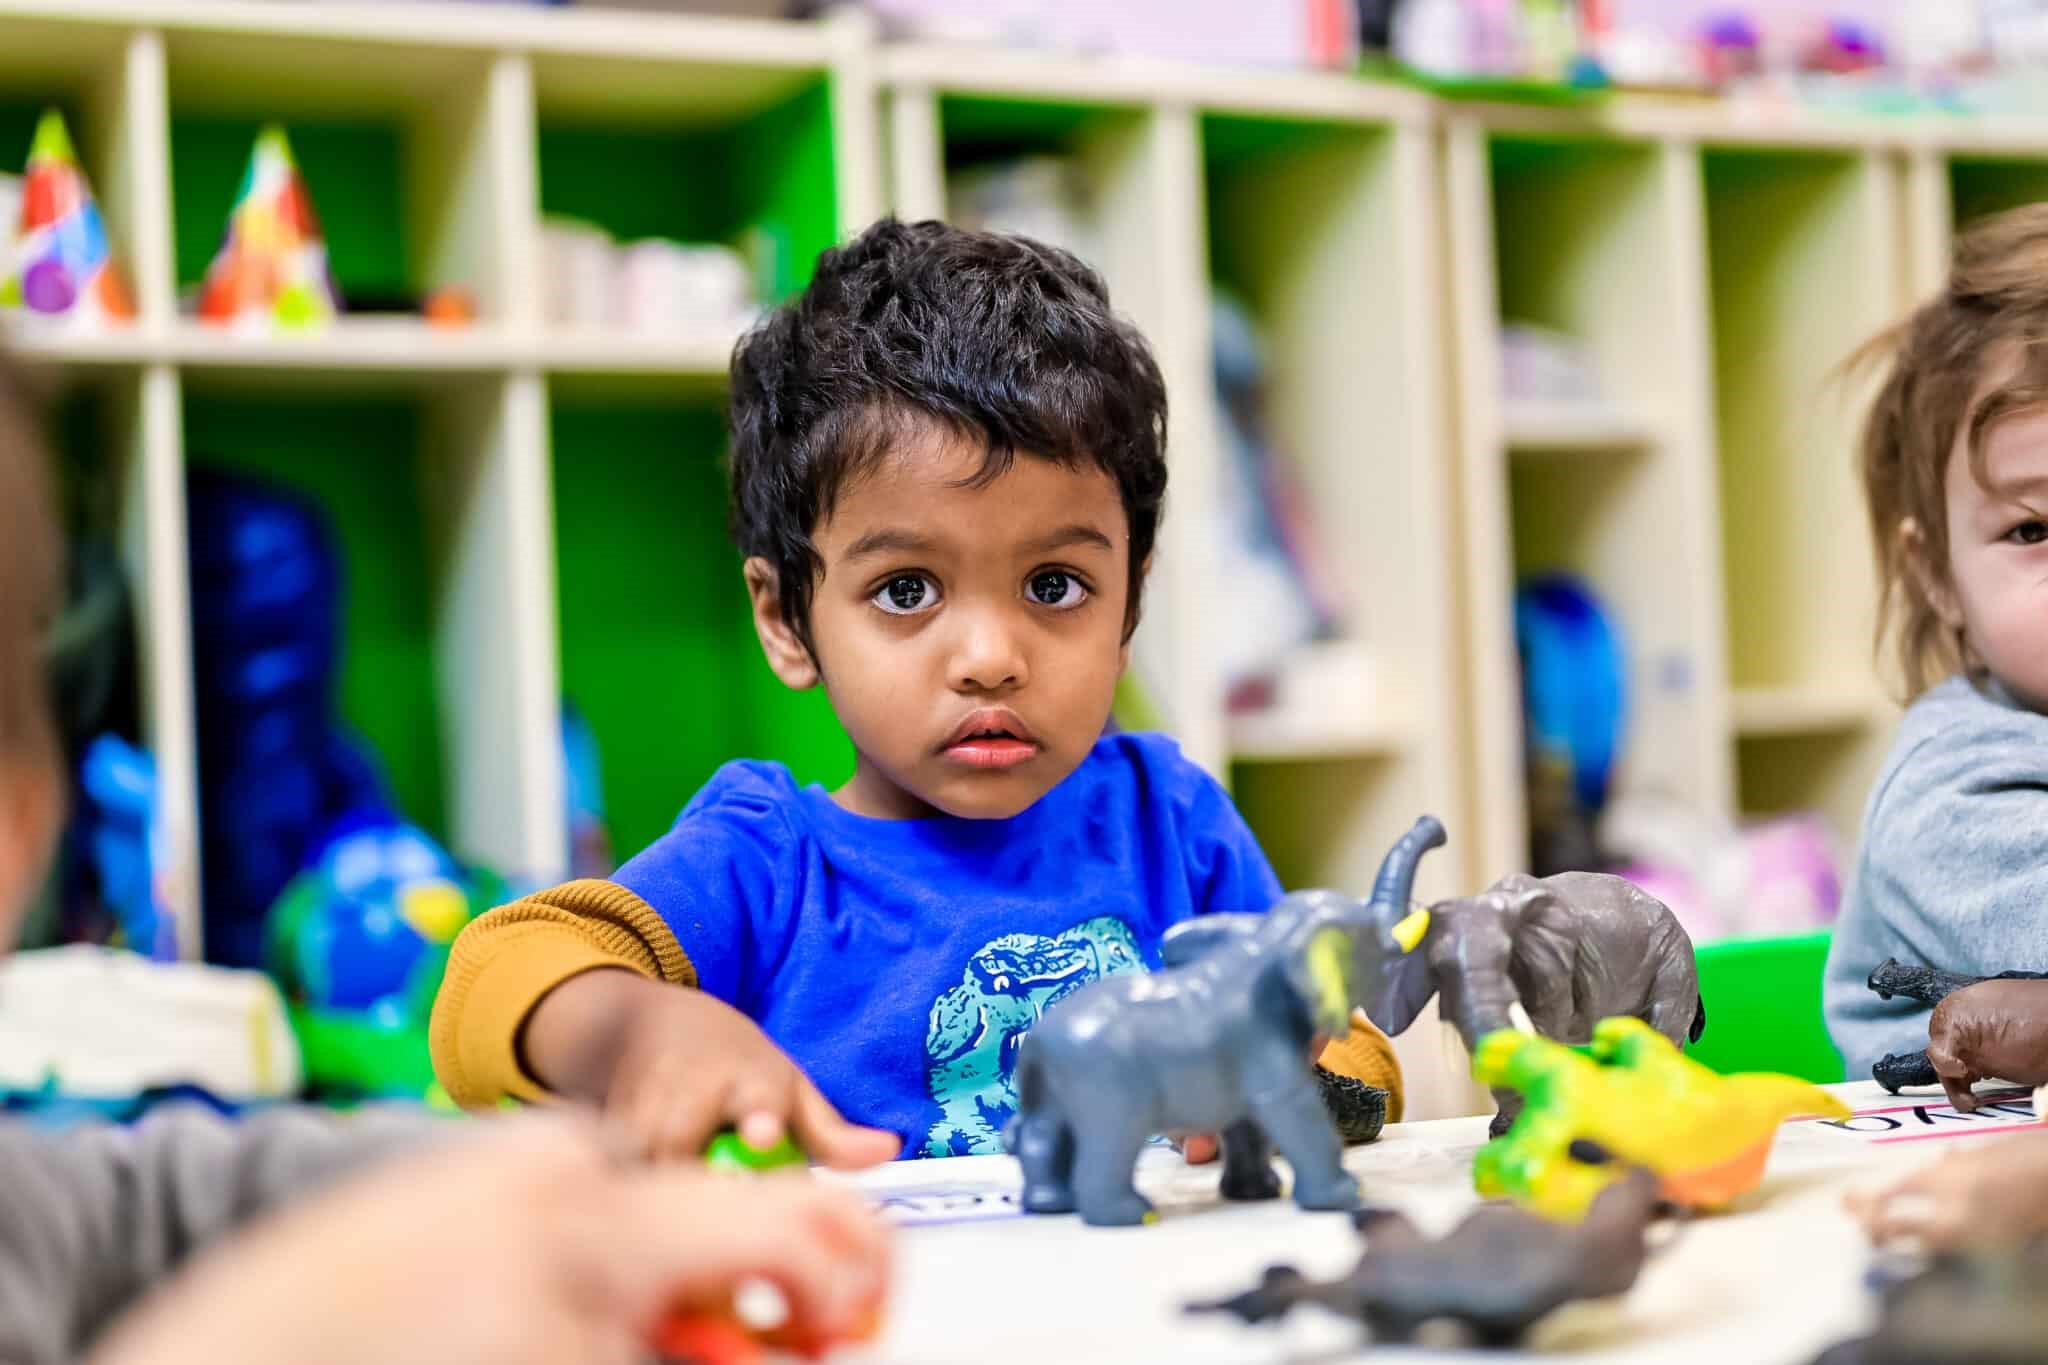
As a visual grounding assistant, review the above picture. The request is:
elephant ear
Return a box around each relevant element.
[1290,924,1355,1038]
[1370,931,1440,1036]
[1160,913,1263,967]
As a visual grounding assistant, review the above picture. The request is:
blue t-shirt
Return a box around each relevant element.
[612,731,1281,1158]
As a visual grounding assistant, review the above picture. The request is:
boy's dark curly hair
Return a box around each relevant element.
[727,217,1169,650]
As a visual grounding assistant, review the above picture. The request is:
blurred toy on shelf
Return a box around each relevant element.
[864,0,1359,68]
[563,700,615,880]
[949,157,1095,263]
[0,110,136,329]
[0,943,301,1106]
[1500,321,1606,406]
[186,469,389,968]
[0,173,19,293]
[264,812,501,1100]
[1601,793,1843,943]
[1516,574,1627,875]
[1209,292,1347,708]
[540,215,757,337]
[74,735,179,962]
[196,124,341,333]
[422,284,477,328]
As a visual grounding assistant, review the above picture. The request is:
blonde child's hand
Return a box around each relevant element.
[1847,1125,2048,1250]
[605,975,902,1166]
[88,1113,890,1365]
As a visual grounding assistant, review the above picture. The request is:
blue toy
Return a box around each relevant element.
[77,735,176,961]
[187,469,390,968]
[1515,574,1627,813]
[264,813,496,1096]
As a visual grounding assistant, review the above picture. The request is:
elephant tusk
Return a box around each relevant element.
[1392,909,1430,953]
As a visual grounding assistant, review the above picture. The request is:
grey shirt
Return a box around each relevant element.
[1825,674,2048,1079]
[0,1103,439,1364]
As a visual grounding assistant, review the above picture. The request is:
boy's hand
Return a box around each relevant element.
[88,1113,890,1365]
[1173,1031,1339,1166]
[537,970,900,1167]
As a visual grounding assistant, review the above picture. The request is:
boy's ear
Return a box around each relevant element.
[1117,552,1154,669]
[744,557,820,690]
[1899,517,1964,630]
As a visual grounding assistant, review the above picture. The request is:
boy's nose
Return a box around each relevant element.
[947,610,1028,693]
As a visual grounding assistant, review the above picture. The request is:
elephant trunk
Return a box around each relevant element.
[1370,816,1448,915]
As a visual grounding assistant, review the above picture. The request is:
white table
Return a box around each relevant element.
[840,1082,2043,1364]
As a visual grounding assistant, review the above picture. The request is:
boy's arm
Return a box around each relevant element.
[0,1105,438,1364]
[429,879,698,1109]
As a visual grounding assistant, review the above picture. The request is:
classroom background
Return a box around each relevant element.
[3,0,2043,1123]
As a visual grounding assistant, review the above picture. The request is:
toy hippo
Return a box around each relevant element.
[1866,958,2048,1093]
[1371,870,1704,1138]
[1005,816,1445,1227]
[1921,979,2048,1113]
[1187,1166,1666,1348]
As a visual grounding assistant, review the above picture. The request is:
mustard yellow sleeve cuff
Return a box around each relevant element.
[1317,1008,1405,1124]
[427,879,696,1110]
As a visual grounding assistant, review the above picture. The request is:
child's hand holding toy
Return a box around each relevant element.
[87,1111,890,1365]
[525,968,901,1166]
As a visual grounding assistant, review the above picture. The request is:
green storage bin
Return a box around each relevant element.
[1688,929,1845,1084]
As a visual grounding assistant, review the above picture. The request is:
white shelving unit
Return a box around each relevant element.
[0,0,885,960]
[7,2,2046,1114]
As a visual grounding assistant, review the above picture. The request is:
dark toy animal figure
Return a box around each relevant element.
[1866,958,2048,1093]
[1808,1243,2048,1364]
[1373,871,1704,1137]
[1005,816,1444,1227]
[1188,1165,1665,1348]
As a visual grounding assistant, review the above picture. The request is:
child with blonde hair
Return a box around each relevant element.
[1826,203,2048,1077]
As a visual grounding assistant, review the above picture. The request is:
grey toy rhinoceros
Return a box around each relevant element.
[1371,871,1705,1138]
[1005,815,1445,1227]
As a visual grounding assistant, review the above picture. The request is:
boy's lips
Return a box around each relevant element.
[939,708,1041,769]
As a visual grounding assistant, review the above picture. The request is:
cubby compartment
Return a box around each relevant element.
[1204,117,1420,750]
[1702,148,1894,840]
[161,26,514,332]
[1949,155,2048,234]
[548,395,850,867]
[1199,109,1458,896]
[1450,128,1727,878]
[180,375,558,963]
[184,394,448,836]
[532,48,838,373]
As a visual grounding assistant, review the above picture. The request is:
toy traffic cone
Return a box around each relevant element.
[198,124,339,331]
[0,109,136,325]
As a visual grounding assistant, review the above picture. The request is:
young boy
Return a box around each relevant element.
[0,356,886,1364]
[430,219,1401,1159]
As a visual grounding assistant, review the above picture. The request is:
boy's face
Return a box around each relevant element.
[1935,380,2048,710]
[749,429,1133,820]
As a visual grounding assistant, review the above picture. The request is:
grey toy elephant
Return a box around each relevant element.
[1371,871,1705,1138]
[1005,815,1445,1227]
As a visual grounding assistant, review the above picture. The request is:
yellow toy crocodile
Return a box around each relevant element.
[1471,1016,1850,1221]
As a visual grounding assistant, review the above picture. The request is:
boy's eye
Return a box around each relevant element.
[872,574,939,615]
[2007,520,2048,547]
[1028,571,1088,609]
